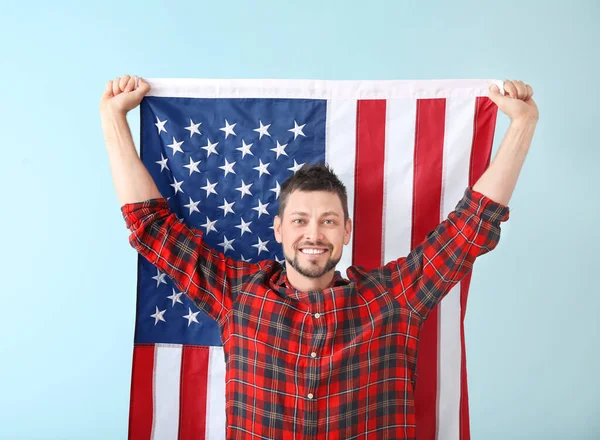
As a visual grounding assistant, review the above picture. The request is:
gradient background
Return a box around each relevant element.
[1,1,598,438]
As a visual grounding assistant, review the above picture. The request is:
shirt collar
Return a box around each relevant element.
[277,269,348,290]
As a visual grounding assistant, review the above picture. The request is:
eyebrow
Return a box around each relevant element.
[289,211,340,217]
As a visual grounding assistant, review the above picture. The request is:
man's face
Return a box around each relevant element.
[274,190,352,280]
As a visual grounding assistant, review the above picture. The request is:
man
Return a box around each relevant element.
[100,75,538,439]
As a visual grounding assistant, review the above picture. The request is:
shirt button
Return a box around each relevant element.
[314,313,321,319]
[307,393,314,399]
[311,352,317,358]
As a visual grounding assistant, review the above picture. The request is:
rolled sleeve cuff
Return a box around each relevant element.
[455,187,510,223]
[120,197,171,229]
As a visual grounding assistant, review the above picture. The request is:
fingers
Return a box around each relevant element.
[108,74,142,96]
[504,79,534,100]
[119,75,131,90]
[112,77,121,96]
[124,76,136,92]
[103,80,114,98]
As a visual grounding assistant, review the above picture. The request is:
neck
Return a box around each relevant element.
[285,266,335,292]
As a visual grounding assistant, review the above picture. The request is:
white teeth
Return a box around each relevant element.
[301,248,326,255]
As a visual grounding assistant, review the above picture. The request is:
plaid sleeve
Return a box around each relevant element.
[383,187,510,320]
[121,197,260,324]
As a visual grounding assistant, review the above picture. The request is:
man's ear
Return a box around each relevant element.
[344,218,352,245]
[274,215,282,243]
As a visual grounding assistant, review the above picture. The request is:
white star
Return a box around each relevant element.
[288,120,306,139]
[202,139,219,157]
[218,198,235,217]
[183,307,200,327]
[253,159,271,178]
[151,269,168,287]
[201,179,218,197]
[219,158,237,176]
[235,180,253,198]
[156,154,169,172]
[170,177,184,194]
[166,137,184,156]
[183,157,201,176]
[240,254,252,263]
[236,140,254,158]
[252,237,269,255]
[201,216,218,234]
[270,180,281,199]
[151,306,167,325]
[219,119,237,138]
[288,159,305,174]
[183,196,200,215]
[184,119,202,137]
[252,199,270,218]
[275,255,285,265]
[155,116,167,134]
[270,140,288,159]
[253,120,271,139]
[218,235,235,253]
[167,288,184,306]
[235,218,252,236]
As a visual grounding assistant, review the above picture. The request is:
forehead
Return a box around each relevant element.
[283,190,344,216]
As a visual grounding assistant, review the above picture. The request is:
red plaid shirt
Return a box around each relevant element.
[121,187,509,439]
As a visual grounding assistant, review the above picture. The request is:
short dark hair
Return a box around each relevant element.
[277,163,349,221]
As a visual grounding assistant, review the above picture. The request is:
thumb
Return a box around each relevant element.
[134,77,151,97]
[488,84,503,105]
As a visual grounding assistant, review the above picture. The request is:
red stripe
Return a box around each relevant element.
[412,98,446,440]
[353,100,386,269]
[459,96,498,439]
[128,344,155,440]
[179,346,211,440]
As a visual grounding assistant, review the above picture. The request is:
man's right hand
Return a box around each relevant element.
[100,74,151,117]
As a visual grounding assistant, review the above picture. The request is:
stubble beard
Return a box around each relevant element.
[285,247,341,279]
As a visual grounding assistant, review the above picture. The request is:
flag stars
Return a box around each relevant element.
[218,198,236,216]
[152,269,168,287]
[201,216,218,234]
[253,120,271,139]
[184,119,202,137]
[219,119,237,138]
[240,254,252,263]
[219,158,237,176]
[235,218,252,236]
[151,306,167,325]
[236,180,253,198]
[155,116,168,134]
[183,157,201,176]
[218,235,236,253]
[270,180,281,199]
[253,199,270,218]
[167,288,184,307]
[288,159,305,174]
[156,154,169,172]
[236,140,254,159]
[183,307,200,327]
[253,159,271,178]
[252,237,269,255]
[201,179,218,197]
[183,196,200,215]
[166,137,184,156]
[202,139,219,158]
[270,140,288,159]
[170,177,184,195]
[288,120,306,139]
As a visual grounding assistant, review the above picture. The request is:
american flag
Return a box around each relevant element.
[128,78,501,440]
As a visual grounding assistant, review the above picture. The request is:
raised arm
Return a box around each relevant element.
[100,74,260,324]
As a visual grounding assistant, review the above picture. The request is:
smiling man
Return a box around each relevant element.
[101,75,538,439]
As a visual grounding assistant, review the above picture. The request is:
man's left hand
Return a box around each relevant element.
[489,79,539,123]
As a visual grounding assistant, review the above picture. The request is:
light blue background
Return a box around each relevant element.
[1,1,598,439]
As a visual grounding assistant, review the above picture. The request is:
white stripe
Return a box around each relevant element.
[437,97,476,440]
[152,344,182,440]
[206,346,227,440]
[325,99,357,274]
[383,99,417,260]
[146,78,502,100]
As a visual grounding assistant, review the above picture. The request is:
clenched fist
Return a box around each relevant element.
[489,79,539,123]
[100,74,151,117]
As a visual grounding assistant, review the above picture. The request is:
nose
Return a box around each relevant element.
[304,221,325,243]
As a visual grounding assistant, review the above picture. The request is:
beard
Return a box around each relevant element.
[284,245,341,279]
